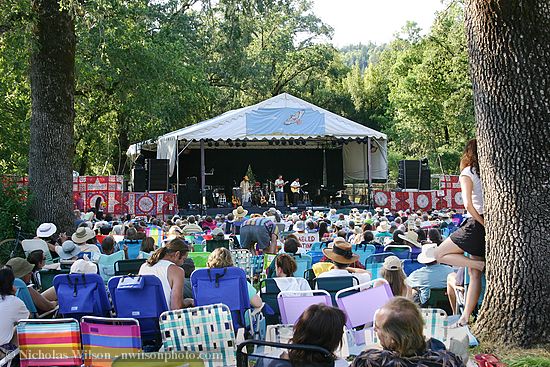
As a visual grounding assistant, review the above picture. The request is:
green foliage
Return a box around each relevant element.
[0,182,34,265]
[507,356,550,367]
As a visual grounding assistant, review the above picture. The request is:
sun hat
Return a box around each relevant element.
[322,237,359,265]
[70,259,98,274]
[93,221,109,231]
[417,243,438,264]
[55,240,82,260]
[294,221,305,232]
[72,227,95,244]
[36,223,57,238]
[6,257,34,278]
[232,206,248,219]
[264,207,278,217]
[383,256,403,271]
[377,221,390,232]
[398,231,422,248]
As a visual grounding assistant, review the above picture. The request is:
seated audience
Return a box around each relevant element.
[5,257,57,313]
[139,239,194,310]
[281,304,348,367]
[427,228,443,245]
[317,237,371,284]
[377,256,412,298]
[407,243,454,305]
[72,227,101,255]
[0,268,29,351]
[352,297,465,367]
[206,248,262,308]
[26,249,46,290]
[268,254,311,293]
[69,259,98,274]
[181,216,203,235]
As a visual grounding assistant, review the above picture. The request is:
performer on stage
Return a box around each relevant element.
[290,178,301,205]
[240,175,251,203]
[274,174,287,207]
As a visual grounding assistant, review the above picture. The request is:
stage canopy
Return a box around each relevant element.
[128,93,388,183]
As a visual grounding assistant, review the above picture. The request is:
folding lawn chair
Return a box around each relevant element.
[187,252,211,268]
[292,253,312,278]
[277,290,331,325]
[230,249,253,278]
[383,245,412,259]
[97,251,125,283]
[53,273,111,319]
[159,304,236,367]
[364,252,394,278]
[314,276,359,306]
[114,259,146,276]
[81,316,142,367]
[21,239,53,265]
[352,244,376,265]
[402,259,425,276]
[236,340,334,367]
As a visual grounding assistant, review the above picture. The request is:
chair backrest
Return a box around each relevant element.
[236,340,335,367]
[423,288,453,316]
[191,267,251,330]
[160,304,236,367]
[420,308,448,342]
[38,269,70,290]
[260,278,281,325]
[81,316,141,367]
[121,240,142,260]
[17,318,81,367]
[114,259,147,276]
[277,290,332,324]
[187,251,211,268]
[97,251,125,283]
[402,259,426,276]
[364,252,394,278]
[251,254,265,276]
[384,245,412,259]
[352,244,376,264]
[315,276,359,306]
[308,242,325,252]
[21,239,53,265]
[230,249,253,278]
[108,275,168,341]
[53,273,111,319]
[145,226,164,248]
[206,239,230,252]
[307,250,324,265]
[292,254,312,278]
[14,278,38,315]
[335,280,393,329]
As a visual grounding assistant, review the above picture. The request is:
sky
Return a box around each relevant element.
[311,0,447,46]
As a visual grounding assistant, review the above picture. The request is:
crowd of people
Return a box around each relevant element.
[0,139,485,366]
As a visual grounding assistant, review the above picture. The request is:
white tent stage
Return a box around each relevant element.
[128,93,388,206]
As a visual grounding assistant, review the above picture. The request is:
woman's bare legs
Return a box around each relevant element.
[459,255,483,325]
[434,238,485,271]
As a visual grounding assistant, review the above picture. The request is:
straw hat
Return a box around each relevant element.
[72,227,95,244]
[322,237,359,265]
[232,206,248,219]
[36,223,57,238]
[417,243,437,264]
[398,231,422,248]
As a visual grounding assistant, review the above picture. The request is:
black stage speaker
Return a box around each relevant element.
[131,167,147,192]
[185,177,201,204]
[398,159,431,190]
[147,159,169,191]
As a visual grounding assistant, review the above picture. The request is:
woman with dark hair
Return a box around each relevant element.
[284,304,348,366]
[275,254,297,278]
[139,239,193,310]
[318,221,329,240]
[0,268,29,351]
[435,139,485,328]
[428,228,443,245]
[27,250,46,290]
[352,297,464,367]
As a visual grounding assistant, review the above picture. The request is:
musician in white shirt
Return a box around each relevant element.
[290,178,301,205]
[274,175,286,206]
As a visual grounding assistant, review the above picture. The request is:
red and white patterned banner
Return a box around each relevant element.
[439,175,460,189]
[373,189,464,211]
[72,175,124,213]
[123,192,177,218]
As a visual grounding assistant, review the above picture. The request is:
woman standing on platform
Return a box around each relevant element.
[434,139,485,327]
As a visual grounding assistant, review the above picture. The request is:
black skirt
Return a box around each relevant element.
[450,217,486,257]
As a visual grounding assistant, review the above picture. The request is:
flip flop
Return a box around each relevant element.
[474,353,505,367]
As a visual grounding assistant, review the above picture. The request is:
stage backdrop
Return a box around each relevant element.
[373,189,464,211]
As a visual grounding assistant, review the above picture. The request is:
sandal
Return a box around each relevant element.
[474,353,506,367]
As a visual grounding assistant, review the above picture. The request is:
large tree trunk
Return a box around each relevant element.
[465,1,550,346]
[29,0,75,232]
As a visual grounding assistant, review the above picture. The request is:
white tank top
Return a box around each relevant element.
[139,259,173,308]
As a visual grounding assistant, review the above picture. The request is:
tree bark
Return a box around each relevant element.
[29,0,75,233]
[465,0,550,346]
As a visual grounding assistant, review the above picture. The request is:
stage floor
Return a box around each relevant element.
[177,204,371,217]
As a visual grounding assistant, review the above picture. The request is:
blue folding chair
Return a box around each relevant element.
[352,244,376,264]
[53,273,111,319]
[97,251,125,283]
[402,259,426,276]
[364,252,394,278]
[14,278,38,315]
[259,278,282,325]
[384,245,412,259]
[120,240,142,260]
[307,251,324,265]
[308,242,327,252]
[108,275,169,344]
[292,254,312,278]
[191,267,253,334]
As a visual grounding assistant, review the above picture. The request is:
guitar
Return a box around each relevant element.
[275,180,289,189]
[232,195,241,207]
[290,183,309,193]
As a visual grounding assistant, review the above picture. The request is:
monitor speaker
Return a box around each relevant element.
[147,159,169,191]
[185,177,201,204]
[397,159,431,190]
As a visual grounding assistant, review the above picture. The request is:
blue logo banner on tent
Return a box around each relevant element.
[246,108,325,136]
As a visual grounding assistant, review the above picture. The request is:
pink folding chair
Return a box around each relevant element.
[277,290,332,324]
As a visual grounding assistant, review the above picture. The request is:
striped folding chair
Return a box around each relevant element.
[230,249,253,278]
[81,316,141,367]
[159,304,236,367]
[420,308,448,342]
[17,318,82,367]
[364,252,394,278]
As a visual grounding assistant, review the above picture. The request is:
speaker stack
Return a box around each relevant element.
[398,159,431,190]
[147,159,169,191]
